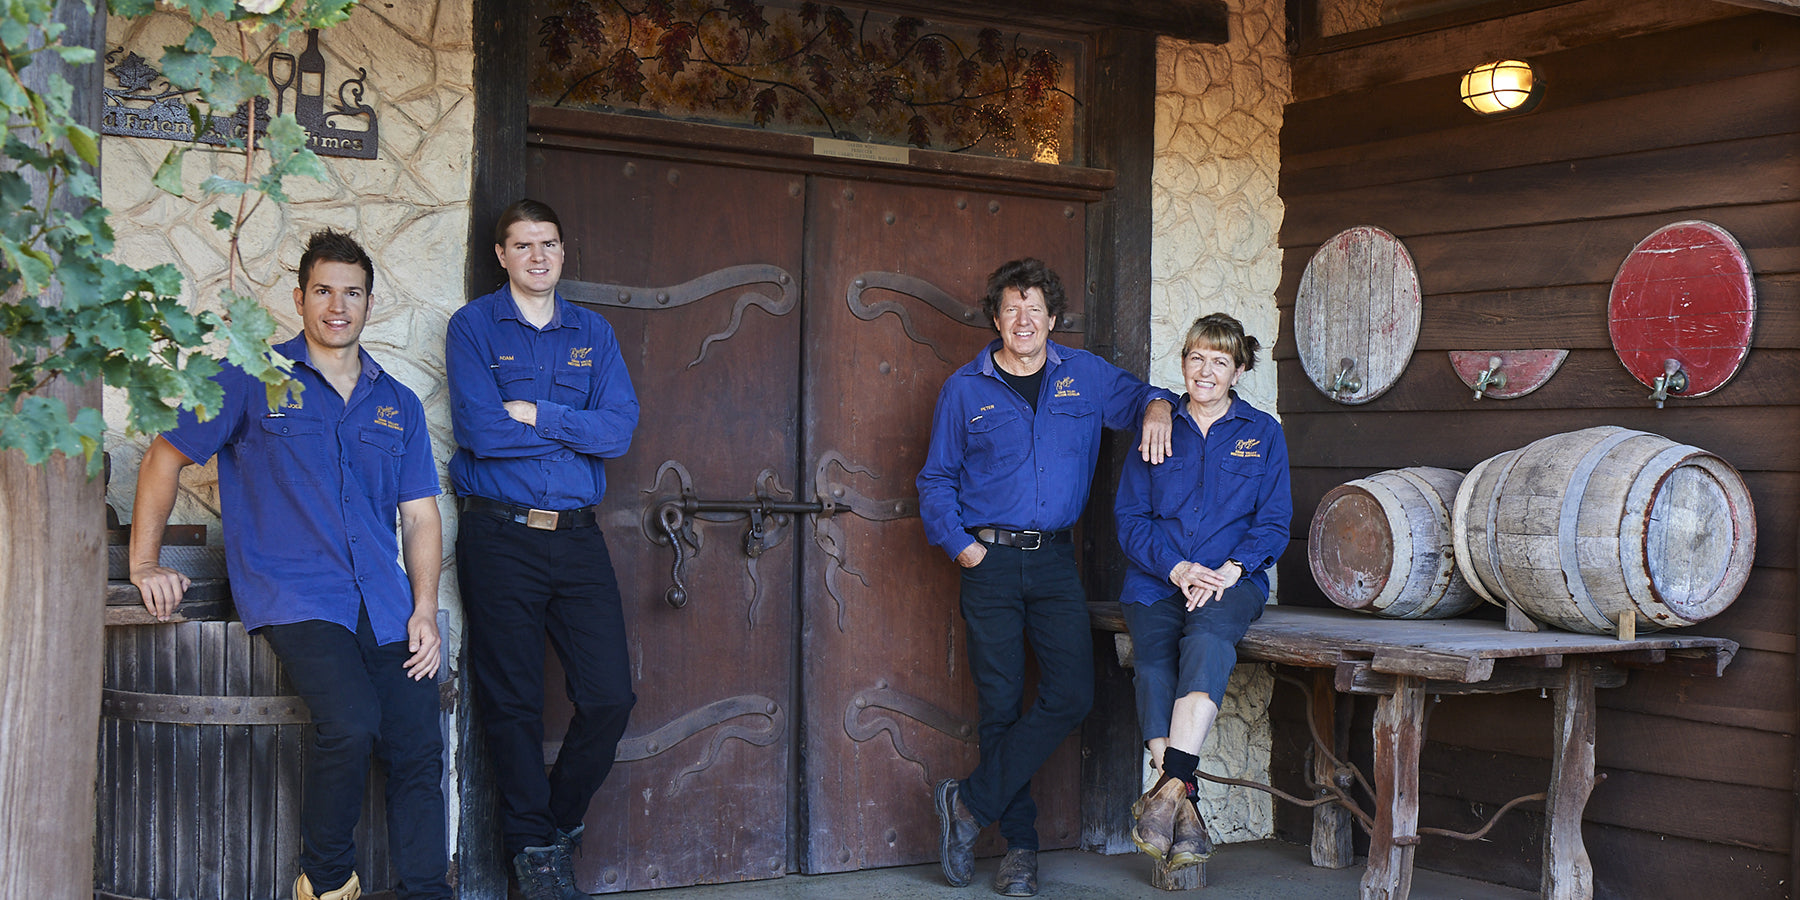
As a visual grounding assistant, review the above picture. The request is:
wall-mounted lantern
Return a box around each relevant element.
[1459,59,1543,116]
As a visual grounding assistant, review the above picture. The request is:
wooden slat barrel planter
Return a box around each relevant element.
[96,585,396,900]
[1308,467,1481,619]
[1451,426,1756,635]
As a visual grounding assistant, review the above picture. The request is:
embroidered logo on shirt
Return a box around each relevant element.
[497,355,515,361]
[1054,376,1079,398]
[374,405,405,431]
[1231,438,1262,458]
[970,403,996,424]
[568,347,593,367]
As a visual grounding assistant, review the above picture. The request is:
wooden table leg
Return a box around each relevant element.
[1310,668,1354,868]
[1361,675,1424,900]
[1543,662,1597,900]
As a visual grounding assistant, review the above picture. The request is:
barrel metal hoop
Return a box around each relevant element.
[1358,476,1419,617]
[1482,449,1534,606]
[1391,467,1461,618]
[1619,444,1711,622]
[101,688,311,725]
[1453,454,1499,603]
[1557,429,1642,632]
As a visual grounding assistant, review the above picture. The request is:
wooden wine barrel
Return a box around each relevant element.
[96,590,396,900]
[1451,426,1756,634]
[1308,467,1481,619]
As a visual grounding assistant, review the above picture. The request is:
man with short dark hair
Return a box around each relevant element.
[130,229,448,900]
[917,257,1175,897]
[446,199,639,900]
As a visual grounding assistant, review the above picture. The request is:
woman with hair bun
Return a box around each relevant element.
[1116,313,1291,869]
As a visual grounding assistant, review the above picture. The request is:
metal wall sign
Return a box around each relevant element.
[102,29,379,160]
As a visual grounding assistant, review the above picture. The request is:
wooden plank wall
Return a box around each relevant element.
[1270,4,1800,897]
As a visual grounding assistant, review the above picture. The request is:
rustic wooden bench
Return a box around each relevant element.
[1087,602,1737,900]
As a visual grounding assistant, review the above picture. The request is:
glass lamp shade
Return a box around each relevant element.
[1459,60,1542,115]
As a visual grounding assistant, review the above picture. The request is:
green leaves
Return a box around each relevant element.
[3,0,359,467]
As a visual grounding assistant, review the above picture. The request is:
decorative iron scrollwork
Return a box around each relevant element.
[644,452,920,631]
[843,680,975,786]
[562,264,797,367]
[846,270,1088,364]
[547,694,785,796]
[810,451,917,633]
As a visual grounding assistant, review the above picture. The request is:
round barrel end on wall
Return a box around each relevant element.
[1310,467,1481,619]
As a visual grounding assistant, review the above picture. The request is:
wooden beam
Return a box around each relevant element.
[1543,663,1598,900]
[880,0,1228,42]
[0,5,105,899]
[1362,676,1426,900]
[1710,0,1800,14]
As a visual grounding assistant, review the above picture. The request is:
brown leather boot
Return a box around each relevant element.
[1168,797,1215,869]
[294,871,361,900]
[1130,774,1186,860]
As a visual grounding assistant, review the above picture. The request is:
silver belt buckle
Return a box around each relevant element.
[1016,530,1043,550]
[526,508,559,530]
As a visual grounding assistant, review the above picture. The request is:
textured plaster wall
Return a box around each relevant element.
[100,0,475,850]
[1147,0,1290,843]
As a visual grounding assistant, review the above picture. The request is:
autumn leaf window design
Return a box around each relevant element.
[530,0,1082,164]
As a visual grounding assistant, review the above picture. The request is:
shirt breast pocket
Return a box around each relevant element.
[1218,453,1265,515]
[552,368,591,407]
[1048,401,1097,458]
[1148,456,1190,516]
[495,364,536,401]
[354,426,406,502]
[256,416,327,485]
[966,409,1028,472]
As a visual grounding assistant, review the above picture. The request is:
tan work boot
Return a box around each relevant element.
[1130,774,1186,860]
[295,871,361,900]
[1168,797,1215,869]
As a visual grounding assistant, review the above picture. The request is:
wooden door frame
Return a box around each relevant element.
[469,0,1170,883]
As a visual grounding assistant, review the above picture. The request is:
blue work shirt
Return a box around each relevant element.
[446,284,639,509]
[160,334,440,644]
[917,339,1175,560]
[1115,391,1292,606]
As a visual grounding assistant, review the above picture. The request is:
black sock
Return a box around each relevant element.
[1163,748,1199,784]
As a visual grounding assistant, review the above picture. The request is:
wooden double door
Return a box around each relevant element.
[524,125,1103,892]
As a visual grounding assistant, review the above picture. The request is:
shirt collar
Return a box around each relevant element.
[1175,390,1244,428]
[975,338,1065,377]
[494,283,567,330]
[276,333,384,387]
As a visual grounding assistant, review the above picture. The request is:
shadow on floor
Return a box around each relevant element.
[617,840,1537,900]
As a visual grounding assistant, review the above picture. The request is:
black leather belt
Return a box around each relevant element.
[969,527,1071,551]
[459,495,598,531]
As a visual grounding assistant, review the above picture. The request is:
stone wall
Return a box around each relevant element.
[101,0,475,857]
[1148,0,1290,842]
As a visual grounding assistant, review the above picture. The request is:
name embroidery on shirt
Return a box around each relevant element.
[568,347,593,367]
[374,405,405,431]
[1231,438,1262,458]
[497,355,515,361]
[1054,376,1079,398]
[970,402,996,424]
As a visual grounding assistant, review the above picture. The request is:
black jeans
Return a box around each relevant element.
[955,541,1095,851]
[260,608,450,900]
[456,512,636,857]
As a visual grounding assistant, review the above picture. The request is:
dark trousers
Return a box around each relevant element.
[456,512,637,857]
[956,541,1095,851]
[1118,582,1268,743]
[260,608,450,900]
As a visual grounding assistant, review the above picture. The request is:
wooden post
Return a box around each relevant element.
[1310,668,1355,868]
[1543,662,1598,900]
[1151,858,1206,890]
[1361,676,1424,900]
[0,5,105,899]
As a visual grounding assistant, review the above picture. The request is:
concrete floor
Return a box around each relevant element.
[628,841,1536,900]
